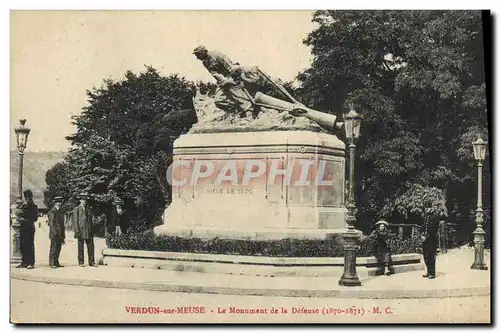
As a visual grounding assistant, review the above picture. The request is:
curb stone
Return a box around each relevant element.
[11,271,490,299]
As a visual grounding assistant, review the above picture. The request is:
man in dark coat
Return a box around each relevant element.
[421,202,440,279]
[72,194,97,267]
[16,189,38,269]
[48,196,65,268]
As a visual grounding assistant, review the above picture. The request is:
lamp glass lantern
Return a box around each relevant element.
[343,109,362,140]
[473,137,486,161]
[14,120,30,151]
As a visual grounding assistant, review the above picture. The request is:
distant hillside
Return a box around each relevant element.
[10,151,66,208]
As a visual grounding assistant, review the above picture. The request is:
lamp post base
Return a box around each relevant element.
[11,257,22,265]
[10,200,23,265]
[471,225,488,271]
[338,230,362,287]
[339,276,362,287]
[471,240,488,270]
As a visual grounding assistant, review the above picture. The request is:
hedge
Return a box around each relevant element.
[106,230,423,257]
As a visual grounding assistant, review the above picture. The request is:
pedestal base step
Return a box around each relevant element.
[101,249,423,278]
[154,227,350,241]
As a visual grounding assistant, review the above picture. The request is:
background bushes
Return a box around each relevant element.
[107,230,423,257]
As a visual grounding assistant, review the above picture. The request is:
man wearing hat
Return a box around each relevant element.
[364,220,395,276]
[71,194,97,267]
[108,198,128,237]
[421,202,439,279]
[193,45,253,115]
[16,189,38,269]
[193,45,233,84]
[48,196,65,268]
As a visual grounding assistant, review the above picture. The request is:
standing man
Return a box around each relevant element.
[108,199,128,237]
[72,194,97,267]
[116,203,129,235]
[16,189,38,269]
[48,196,65,269]
[421,201,439,279]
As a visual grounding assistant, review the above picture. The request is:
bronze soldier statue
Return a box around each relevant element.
[193,46,343,131]
[72,194,97,267]
[48,196,65,268]
[229,64,293,102]
[193,45,253,115]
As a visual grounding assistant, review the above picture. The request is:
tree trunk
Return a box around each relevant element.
[154,154,171,208]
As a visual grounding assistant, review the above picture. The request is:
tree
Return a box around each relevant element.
[67,66,195,146]
[44,162,70,210]
[298,10,490,238]
[135,109,198,206]
[48,66,199,230]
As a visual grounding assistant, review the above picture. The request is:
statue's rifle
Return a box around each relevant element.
[231,67,304,113]
[256,67,302,106]
[254,68,344,132]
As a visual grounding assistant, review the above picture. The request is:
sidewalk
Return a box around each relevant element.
[25,222,107,266]
[11,225,490,299]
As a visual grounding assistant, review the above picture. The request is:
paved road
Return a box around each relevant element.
[11,223,490,323]
[11,278,490,323]
[28,219,106,267]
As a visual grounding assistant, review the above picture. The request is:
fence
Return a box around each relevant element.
[64,211,107,236]
[388,222,460,253]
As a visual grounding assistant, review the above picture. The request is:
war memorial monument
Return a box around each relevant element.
[154,47,350,242]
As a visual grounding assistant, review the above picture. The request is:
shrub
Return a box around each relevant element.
[107,231,422,257]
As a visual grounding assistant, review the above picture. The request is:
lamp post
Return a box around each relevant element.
[338,106,362,287]
[11,119,30,264]
[471,137,488,270]
[343,108,362,231]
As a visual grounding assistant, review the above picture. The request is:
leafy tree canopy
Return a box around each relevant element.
[297,10,490,236]
[47,66,199,230]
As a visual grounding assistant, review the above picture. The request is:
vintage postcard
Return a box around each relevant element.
[9,10,491,324]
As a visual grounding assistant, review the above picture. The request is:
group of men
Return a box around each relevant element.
[15,191,128,270]
[15,188,441,278]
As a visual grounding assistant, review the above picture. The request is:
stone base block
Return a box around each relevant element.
[156,131,347,241]
[101,249,424,278]
[154,226,348,241]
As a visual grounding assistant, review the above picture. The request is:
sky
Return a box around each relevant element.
[10,10,317,152]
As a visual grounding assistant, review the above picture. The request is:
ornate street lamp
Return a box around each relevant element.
[343,107,362,230]
[471,137,488,270]
[15,119,30,198]
[339,106,362,287]
[11,119,31,264]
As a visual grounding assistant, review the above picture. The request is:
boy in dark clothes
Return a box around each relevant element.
[367,220,395,276]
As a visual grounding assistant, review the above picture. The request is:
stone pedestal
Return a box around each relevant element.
[154,131,347,240]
